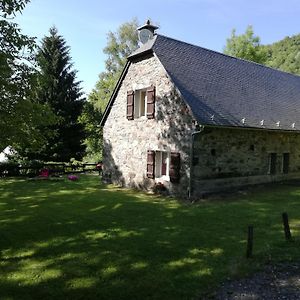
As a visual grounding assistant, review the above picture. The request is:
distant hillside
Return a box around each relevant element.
[265,34,300,75]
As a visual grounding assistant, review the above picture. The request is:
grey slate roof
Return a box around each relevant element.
[101,34,300,131]
[130,34,300,131]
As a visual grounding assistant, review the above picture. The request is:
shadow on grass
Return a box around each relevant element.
[0,176,300,299]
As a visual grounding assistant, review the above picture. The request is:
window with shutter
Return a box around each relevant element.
[134,89,147,118]
[169,152,180,183]
[147,86,155,119]
[154,151,169,179]
[147,150,155,179]
[127,90,134,120]
[161,152,168,176]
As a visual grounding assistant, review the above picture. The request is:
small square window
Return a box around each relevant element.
[134,89,147,118]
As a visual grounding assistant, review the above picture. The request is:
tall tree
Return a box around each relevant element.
[224,25,268,64]
[80,19,139,161]
[265,34,300,75]
[33,26,85,161]
[0,0,57,151]
[91,18,140,111]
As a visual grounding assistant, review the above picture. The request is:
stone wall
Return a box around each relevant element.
[191,127,300,195]
[102,54,195,197]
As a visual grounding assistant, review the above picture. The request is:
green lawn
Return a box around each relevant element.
[1,175,300,299]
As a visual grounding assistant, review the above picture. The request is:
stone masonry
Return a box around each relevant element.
[191,127,300,194]
[103,54,300,198]
[102,54,195,197]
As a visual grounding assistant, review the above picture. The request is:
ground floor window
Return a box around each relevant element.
[282,153,290,174]
[155,151,170,180]
[147,150,181,183]
[269,153,277,174]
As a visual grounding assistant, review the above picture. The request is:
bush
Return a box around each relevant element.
[70,158,81,167]
[0,160,45,177]
[21,160,44,177]
[0,161,20,177]
[152,182,169,195]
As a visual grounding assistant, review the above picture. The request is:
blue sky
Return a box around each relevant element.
[16,0,300,95]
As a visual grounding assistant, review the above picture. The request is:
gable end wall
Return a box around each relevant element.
[102,54,195,196]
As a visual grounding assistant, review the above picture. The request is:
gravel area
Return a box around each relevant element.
[214,263,300,300]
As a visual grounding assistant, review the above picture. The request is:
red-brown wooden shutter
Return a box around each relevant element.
[127,90,134,120]
[147,86,155,119]
[170,152,180,183]
[147,150,155,179]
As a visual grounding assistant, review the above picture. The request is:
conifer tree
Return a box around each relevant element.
[33,26,85,161]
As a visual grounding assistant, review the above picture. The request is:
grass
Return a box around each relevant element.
[1,175,300,299]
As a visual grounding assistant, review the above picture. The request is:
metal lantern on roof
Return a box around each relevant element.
[137,20,159,44]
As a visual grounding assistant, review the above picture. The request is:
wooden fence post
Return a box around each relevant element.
[282,212,292,241]
[246,225,254,258]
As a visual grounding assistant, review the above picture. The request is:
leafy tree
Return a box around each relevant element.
[104,18,140,75]
[92,18,140,110]
[0,0,57,151]
[224,25,268,64]
[31,26,85,161]
[224,26,300,76]
[265,34,300,75]
[80,19,139,161]
[78,98,102,162]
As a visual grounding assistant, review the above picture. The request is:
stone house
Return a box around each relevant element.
[100,23,300,198]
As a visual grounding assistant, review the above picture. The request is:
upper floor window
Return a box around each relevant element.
[126,86,155,120]
[134,89,147,118]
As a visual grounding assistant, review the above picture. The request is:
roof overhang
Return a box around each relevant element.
[100,61,131,127]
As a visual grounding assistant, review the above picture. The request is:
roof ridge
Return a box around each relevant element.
[156,34,300,80]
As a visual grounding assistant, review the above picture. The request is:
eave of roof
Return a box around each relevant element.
[100,61,131,127]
